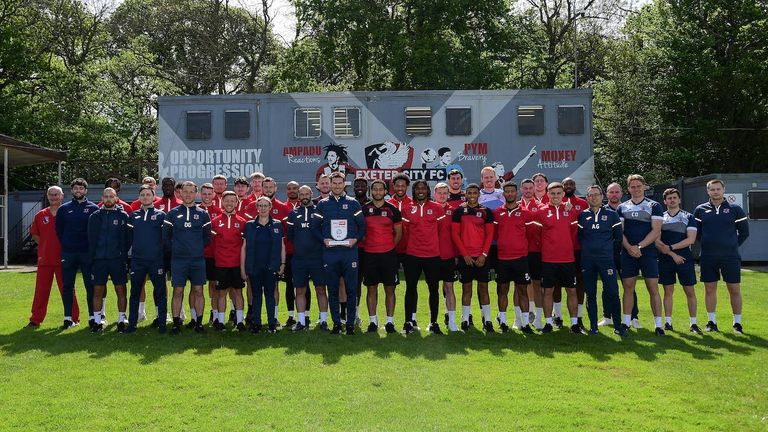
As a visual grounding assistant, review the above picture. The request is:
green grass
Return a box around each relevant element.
[1,271,767,431]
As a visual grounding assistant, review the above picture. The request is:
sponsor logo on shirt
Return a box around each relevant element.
[342,204,348,210]
[723,208,730,213]
[601,215,607,221]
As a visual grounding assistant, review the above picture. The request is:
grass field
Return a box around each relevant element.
[1,270,767,431]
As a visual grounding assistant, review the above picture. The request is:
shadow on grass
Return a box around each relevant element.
[1,321,765,365]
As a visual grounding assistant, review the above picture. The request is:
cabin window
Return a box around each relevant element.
[446,107,471,136]
[558,105,585,135]
[517,106,544,135]
[294,108,322,139]
[333,107,361,138]
[186,111,211,140]
[748,191,768,220]
[405,107,432,136]
[225,110,250,139]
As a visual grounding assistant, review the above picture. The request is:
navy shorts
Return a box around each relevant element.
[700,255,741,284]
[620,250,659,279]
[171,257,206,287]
[293,256,327,287]
[496,257,531,285]
[541,262,576,289]
[91,258,128,285]
[363,250,399,286]
[658,256,697,286]
[527,252,542,280]
[457,257,491,283]
[438,258,457,282]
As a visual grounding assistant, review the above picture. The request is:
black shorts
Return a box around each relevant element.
[573,250,582,275]
[496,257,531,285]
[541,262,576,289]
[528,252,542,280]
[487,245,498,270]
[216,266,245,290]
[438,258,456,282]
[363,250,399,286]
[457,257,491,283]
[205,257,216,281]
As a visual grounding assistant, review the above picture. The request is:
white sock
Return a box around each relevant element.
[733,314,742,324]
[447,311,456,325]
[212,308,218,317]
[553,302,562,318]
[119,312,126,323]
[218,312,226,323]
[236,310,244,323]
[190,308,197,320]
[545,317,552,325]
[529,301,536,313]
[654,316,662,328]
[690,316,697,325]
[289,310,295,318]
[138,302,146,315]
[570,317,578,326]
[298,312,305,324]
[65,316,72,322]
[665,316,672,325]
[577,304,583,318]
[386,316,394,324]
[623,314,631,326]
[462,305,471,322]
[535,308,543,324]
[94,312,101,324]
[370,315,378,325]
[521,312,530,326]
[481,304,491,322]
[411,312,417,322]
[512,307,521,324]
[499,311,508,325]
[320,312,327,323]
[708,312,716,323]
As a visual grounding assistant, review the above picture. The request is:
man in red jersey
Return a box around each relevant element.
[554,177,589,330]
[246,172,265,206]
[387,173,412,320]
[196,183,222,327]
[446,169,466,209]
[130,176,162,212]
[532,173,549,204]
[361,179,402,333]
[210,191,247,331]
[212,175,228,208]
[27,186,81,327]
[155,177,181,213]
[519,178,545,329]
[452,183,495,332]
[401,179,443,334]
[530,182,581,334]
[493,181,535,334]
[233,176,251,219]
[434,182,459,332]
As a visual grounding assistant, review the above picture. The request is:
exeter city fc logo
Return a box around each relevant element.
[42,216,49,224]
[365,141,414,169]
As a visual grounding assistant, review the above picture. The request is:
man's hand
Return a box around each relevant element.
[463,256,474,266]
[629,244,642,258]
[475,255,487,267]
[671,253,686,265]
[324,239,332,247]
[241,270,248,281]
[347,238,357,247]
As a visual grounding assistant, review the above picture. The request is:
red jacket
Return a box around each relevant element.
[451,204,495,258]
[401,200,442,258]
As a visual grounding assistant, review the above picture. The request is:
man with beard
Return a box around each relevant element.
[452,184,495,332]
[361,179,402,333]
[446,169,466,208]
[212,174,228,208]
[287,186,328,330]
[348,177,369,325]
[154,177,183,322]
[197,183,222,327]
[434,183,459,332]
[247,172,265,205]
[88,187,130,332]
[519,178,545,329]
[312,174,331,205]
[493,182,535,333]
[387,173,413,322]
[556,177,589,330]
[163,181,212,334]
[56,178,99,330]
[27,186,81,328]
[210,191,247,332]
[233,176,251,219]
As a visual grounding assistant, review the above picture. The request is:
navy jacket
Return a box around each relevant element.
[56,198,100,253]
[162,204,212,259]
[286,204,324,259]
[127,207,166,261]
[87,206,130,260]
[313,193,366,247]
[577,207,623,261]
[243,218,284,273]
[693,200,749,258]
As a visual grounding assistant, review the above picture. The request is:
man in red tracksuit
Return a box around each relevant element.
[558,177,589,330]
[28,186,80,327]
[452,183,495,332]
[199,183,222,327]
[519,178,545,328]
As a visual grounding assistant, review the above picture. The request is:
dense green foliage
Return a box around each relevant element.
[1,0,766,188]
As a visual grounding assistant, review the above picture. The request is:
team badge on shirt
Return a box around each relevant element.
[427,209,433,215]
[601,215,607,221]
[113,220,119,225]
[723,208,730,213]
[342,204,348,209]
[193,214,199,220]
[43,216,49,224]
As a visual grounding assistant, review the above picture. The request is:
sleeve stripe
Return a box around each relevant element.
[686,227,698,231]
[577,224,583,229]
[354,210,362,216]
[285,221,294,226]
[163,220,173,226]
[735,217,748,222]
[651,216,664,220]
[570,221,578,225]
[530,221,542,227]
[402,217,410,222]
[695,218,702,222]
[203,221,211,227]
[612,222,622,228]
[313,213,323,219]
[437,215,445,221]
[244,213,253,219]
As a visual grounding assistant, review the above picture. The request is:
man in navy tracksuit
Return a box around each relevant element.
[56,178,100,330]
[88,187,131,332]
[125,185,168,334]
[314,172,366,335]
[577,185,626,336]
[694,179,750,334]
[163,181,212,334]
[286,185,328,331]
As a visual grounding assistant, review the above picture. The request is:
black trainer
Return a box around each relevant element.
[267,324,277,334]
[705,321,719,332]
[621,323,631,332]
[228,309,236,324]
[330,324,343,334]
[411,320,420,331]
[250,324,262,334]
[520,325,534,334]
[214,322,226,332]
[346,326,355,336]
[91,323,103,333]
[499,322,510,333]
[285,316,297,327]
[150,317,160,328]
[483,321,495,333]
[236,322,247,332]
[366,322,378,333]
[26,321,39,329]
[689,323,702,334]
[195,324,206,334]
[654,327,665,336]
[664,322,674,331]
[292,322,307,332]
[444,313,449,326]
[186,319,196,330]
[733,323,744,334]
[428,322,443,335]
[62,319,75,330]
[468,314,474,325]
[571,324,586,335]
[614,327,628,337]
[553,317,564,329]
[577,317,586,331]
[541,323,553,334]
[123,325,137,334]
[460,321,470,332]
[403,322,414,334]
[116,322,127,333]
[384,322,396,334]
[318,322,329,332]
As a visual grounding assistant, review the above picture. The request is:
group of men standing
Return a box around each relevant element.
[26,167,750,337]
